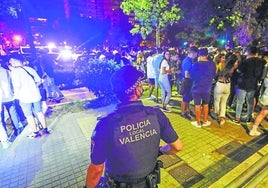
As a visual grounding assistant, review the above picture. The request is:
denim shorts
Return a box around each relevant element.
[192,92,210,105]
[181,78,193,102]
[19,101,42,117]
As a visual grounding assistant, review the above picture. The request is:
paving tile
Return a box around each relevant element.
[158,154,182,169]
[0,88,267,187]
[168,163,204,187]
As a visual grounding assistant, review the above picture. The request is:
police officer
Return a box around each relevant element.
[86,65,183,188]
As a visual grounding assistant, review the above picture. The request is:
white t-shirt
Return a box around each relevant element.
[146,56,155,79]
[158,59,170,81]
[10,66,41,103]
[0,67,14,102]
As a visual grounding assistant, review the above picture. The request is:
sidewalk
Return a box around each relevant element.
[0,87,267,187]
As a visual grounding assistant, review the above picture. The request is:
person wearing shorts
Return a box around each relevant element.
[180,46,198,120]
[190,48,216,127]
[9,54,53,139]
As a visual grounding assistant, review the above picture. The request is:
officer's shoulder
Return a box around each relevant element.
[97,111,123,122]
[143,105,161,114]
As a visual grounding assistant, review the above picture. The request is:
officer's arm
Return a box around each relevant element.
[86,163,104,188]
[160,139,183,155]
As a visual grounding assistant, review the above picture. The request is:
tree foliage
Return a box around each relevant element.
[0,0,21,19]
[232,0,265,46]
[74,58,121,108]
[120,0,181,47]
[175,0,266,47]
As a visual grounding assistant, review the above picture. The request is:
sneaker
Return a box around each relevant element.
[43,128,53,135]
[147,96,154,100]
[220,119,226,126]
[56,95,65,101]
[167,102,174,108]
[246,117,254,125]
[210,112,218,120]
[202,121,211,127]
[150,95,156,99]
[2,141,12,149]
[181,112,191,120]
[27,132,42,139]
[191,121,202,128]
[189,111,195,117]
[162,107,171,113]
[232,119,241,125]
[249,130,261,136]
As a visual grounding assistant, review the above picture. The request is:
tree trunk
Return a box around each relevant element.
[156,25,161,47]
[19,0,36,58]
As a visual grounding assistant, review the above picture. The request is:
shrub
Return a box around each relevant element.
[74,58,121,108]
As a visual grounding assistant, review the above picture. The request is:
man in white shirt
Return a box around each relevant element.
[9,54,53,139]
[146,50,156,100]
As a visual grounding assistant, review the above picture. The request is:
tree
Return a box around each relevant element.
[176,0,266,47]
[120,0,181,47]
[0,0,21,19]
[232,0,265,46]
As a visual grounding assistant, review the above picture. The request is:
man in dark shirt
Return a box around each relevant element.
[190,48,216,127]
[233,46,265,124]
[86,65,183,187]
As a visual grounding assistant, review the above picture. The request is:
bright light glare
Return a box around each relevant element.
[13,35,22,42]
[47,42,56,49]
[59,50,72,60]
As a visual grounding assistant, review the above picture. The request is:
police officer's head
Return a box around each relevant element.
[110,65,144,102]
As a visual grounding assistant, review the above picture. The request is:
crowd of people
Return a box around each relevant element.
[0,43,267,187]
[85,43,267,187]
[115,44,267,137]
[0,54,57,149]
[88,43,267,137]
[0,43,267,147]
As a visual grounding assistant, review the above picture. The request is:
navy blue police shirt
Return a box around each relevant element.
[90,101,179,183]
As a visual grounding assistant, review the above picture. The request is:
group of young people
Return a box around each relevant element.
[0,54,58,149]
[143,45,267,136]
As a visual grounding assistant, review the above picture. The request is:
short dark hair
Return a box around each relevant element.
[198,48,208,56]
[189,46,198,53]
[246,45,258,55]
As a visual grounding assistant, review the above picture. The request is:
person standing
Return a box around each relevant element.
[85,65,183,188]
[190,48,216,127]
[152,48,163,103]
[146,50,156,100]
[158,50,174,112]
[0,83,12,149]
[0,60,24,136]
[213,54,238,125]
[9,54,52,138]
[180,46,198,120]
[249,62,268,136]
[41,54,64,101]
[232,46,264,124]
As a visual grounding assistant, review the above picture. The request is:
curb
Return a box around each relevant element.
[244,162,268,187]
[227,153,268,187]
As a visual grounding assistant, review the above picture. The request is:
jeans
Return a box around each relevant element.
[1,100,23,131]
[158,77,171,104]
[213,82,230,118]
[43,76,63,98]
[235,89,255,119]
